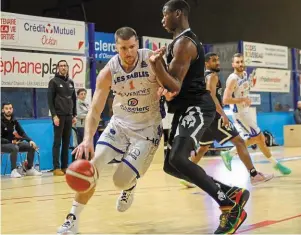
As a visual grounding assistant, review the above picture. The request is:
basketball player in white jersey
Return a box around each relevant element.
[222,53,291,176]
[57,27,164,234]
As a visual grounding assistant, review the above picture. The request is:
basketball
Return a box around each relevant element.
[65,159,98,193]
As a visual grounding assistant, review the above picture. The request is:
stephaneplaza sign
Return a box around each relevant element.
[249,68,290,93]
[1,50,86,88]
[1,12,85,54]
[243,41,288,69]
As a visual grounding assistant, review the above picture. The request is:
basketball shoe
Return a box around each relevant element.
[57,213,78,234]
[214,203,247,234]
[116,186,136,212]
[226,187,250,209]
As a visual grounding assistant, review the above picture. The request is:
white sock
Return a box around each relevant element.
[70,200,85,219]
[229,146,238,156]
[268,156,278,166]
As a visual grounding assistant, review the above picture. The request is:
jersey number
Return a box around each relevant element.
[129,81,135,90]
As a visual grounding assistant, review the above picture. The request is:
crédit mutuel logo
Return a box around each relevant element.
[23,22,76,46]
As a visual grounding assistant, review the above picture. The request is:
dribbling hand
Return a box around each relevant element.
[72,139,94,160]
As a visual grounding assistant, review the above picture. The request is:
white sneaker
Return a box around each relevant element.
[11,169,22,178]
[251,172,274,186]
[116,187,135,212]
[57,213,78,234]
[25,168,42,176]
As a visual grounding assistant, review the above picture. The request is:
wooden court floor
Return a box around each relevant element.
[1,147,301,234]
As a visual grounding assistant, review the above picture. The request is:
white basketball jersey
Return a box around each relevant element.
[229,71,251,113]
[107,49,163,130]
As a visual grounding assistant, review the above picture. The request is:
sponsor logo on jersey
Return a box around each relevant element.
[128,148,140,160]
[117,88,151,97]
[140,60,148,68]
[113,71,149,84]
[120,105,150,113]
[237,77,249,86]
[128,98,138,106]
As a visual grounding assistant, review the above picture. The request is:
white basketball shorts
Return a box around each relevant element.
[95,118,163,178]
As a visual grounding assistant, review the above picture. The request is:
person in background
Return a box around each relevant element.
[294,101,301,124]
[76,88,90,145]
[1,102,42,178]
[47,60,77,176]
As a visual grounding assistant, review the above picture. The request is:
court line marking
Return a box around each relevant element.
[238,213,301,233]
[1,185,182,201]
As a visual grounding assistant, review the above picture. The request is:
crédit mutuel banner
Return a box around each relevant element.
[1,12,85,54]
[1,50,86,88]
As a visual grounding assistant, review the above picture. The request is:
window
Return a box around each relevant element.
[36,88,51,118]
[1,88,34,119]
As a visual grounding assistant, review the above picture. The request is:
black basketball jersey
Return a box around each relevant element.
[166,29,214,113]
[205,70,223,118]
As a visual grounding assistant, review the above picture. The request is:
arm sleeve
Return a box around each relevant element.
[1,138,11,144]
[47,79,57,117]
[15,121,32,142]
[72,82,77,117]
[77,102,88,119]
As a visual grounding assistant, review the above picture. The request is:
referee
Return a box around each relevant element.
[48,60,77,176]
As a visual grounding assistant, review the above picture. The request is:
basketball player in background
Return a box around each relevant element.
[221,53,291,175]
[150,0,247,233]
[179,52,273,188]
[57,27,165,234]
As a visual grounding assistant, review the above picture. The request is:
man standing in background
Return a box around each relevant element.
[76,88,90,145]
[47,60,77,176]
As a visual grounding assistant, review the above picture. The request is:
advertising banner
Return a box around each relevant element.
[1,12,85,54]
[94,32,117,62]
[1,50,86,88]
[142,36,172,51]
[243,41,288,69]
[249,93,261,105]
[248,67,290,93]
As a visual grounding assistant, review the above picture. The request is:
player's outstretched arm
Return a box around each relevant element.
[207,74,227,118]
[149,37,195,94]
[83,66,112,142]
[223,77,249,105]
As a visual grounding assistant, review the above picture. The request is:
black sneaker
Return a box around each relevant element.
[226,187,250,209]
[214,203,247,234]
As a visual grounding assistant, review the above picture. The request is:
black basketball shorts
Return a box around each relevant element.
[199,116,239,146]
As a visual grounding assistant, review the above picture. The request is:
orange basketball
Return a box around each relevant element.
[65,159,98,193]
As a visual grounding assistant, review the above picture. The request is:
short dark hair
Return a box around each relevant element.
[115,27,138,42]
[2,102,12,109]
[57,60,68,68]
[164,0,190,16]
[232,53,243,61]
[77,88,87,96]
[205,52,218,62]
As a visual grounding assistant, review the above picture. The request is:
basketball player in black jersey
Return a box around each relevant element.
[149,0,247,233]
[179,52,272,187]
